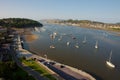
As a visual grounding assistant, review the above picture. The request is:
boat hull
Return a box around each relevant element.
[95,45,98,49]
[106,61,115,68]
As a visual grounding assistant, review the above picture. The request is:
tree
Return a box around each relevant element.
[0,18,43,28]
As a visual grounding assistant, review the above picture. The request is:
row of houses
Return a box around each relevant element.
[0,27,15,62]
[53,20,120,30]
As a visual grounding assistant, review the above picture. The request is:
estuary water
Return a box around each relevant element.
[27,23,120,80]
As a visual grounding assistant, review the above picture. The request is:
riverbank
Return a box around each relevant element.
[45,19,120,32]
[48,22,120,36]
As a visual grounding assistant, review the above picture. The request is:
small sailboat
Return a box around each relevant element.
[75,45,79,48]
[95,41,98,49]
[58,36,62,41]
[50,45,55,49]
[82,36,86,43]
[34,27,40,32]
[50,34,55,39]
[53,32,57,36]
[75,43,79,48]
[50,32,57,40]
[58,38,61,41]
[106,51,115,68]
[67,42,70,46]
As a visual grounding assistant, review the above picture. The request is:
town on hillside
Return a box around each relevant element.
[44,19,120,31]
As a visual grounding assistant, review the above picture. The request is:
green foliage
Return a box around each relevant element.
[111,28,120,30]
[0,61,17,78]
[22,59,57,80]
[0,61,35,80]
[0,18,43,28]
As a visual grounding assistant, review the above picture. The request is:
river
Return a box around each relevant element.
[27,23,120,80]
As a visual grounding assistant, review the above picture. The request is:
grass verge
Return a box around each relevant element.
[22,59,56,80]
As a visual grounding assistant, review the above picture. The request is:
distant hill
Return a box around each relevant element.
[0,18,43,28]
[47,19,120,31]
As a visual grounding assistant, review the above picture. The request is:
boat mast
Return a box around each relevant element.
[83,36,86,43]
[95,40,98,48]
[109,51,112,62]
[96,41,98,46]
[84,36,86,42]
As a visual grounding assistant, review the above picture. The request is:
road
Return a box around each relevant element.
[37,58,89,80]
[44,62,78,80]
[31,54,95,80]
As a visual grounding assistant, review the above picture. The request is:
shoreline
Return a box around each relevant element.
[48,22,120,36]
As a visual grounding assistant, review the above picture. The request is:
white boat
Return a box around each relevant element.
[58,38,61,41]
[67,42,70,46]
[53,32,57,36]
[95,41,98,49]
[75,43,79,48]
[106,51,115,68]
[82,36,86,43]
[34,27,39,32]
[50,32,57,40]
[50,34,55,39]
[75,45,79,48]
[58,36,62,41]
[50,45,55,49]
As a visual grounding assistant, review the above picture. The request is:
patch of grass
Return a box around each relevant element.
[110,28,120,31]
[44,74,57,80]
[22,59,56,80]
[13,67,36,80]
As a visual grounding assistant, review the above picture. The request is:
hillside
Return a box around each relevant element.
[46,19,120,31]
[0,18,43,28]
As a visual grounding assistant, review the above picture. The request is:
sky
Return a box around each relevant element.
[0,0,120,23]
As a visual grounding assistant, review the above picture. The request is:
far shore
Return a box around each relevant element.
[48,22,120,36]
